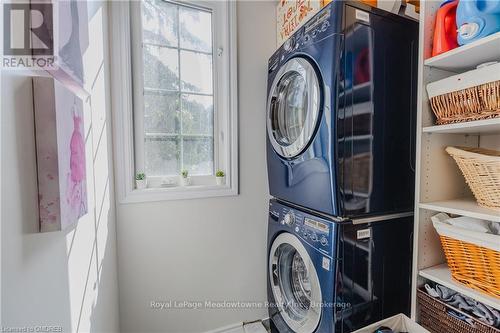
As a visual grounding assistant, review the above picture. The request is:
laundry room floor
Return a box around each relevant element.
[223,321,268,333]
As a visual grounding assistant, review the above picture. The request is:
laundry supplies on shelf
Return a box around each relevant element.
[457,0,500,45]
[432,0,459,56]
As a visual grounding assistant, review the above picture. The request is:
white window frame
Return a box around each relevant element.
[110,0,238,203]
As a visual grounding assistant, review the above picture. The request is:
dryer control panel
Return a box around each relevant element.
[268,2,340,72]
[281,6,335,57]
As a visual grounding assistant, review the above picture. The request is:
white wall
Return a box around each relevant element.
[115,2,275,332]
[1,2,119,332]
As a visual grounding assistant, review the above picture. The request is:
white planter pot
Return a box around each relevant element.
[216,176,225,186]
[180,177,191,186]
[136,179,147,189]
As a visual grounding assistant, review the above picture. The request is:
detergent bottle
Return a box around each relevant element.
[456,0,500,45]
[432,0,459,56]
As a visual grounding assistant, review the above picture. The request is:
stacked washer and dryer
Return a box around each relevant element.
[265,2,419,333]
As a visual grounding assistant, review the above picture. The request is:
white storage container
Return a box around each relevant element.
[353,314,430,333]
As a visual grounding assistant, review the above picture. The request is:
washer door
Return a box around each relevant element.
[269,233,322,333]
[267,57,321,159]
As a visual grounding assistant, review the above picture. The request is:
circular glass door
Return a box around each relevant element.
[267,57,321,158]
[269,233,322,333]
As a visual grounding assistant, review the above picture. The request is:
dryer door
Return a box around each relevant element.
[269,233,322,333]
[267,57,321,159]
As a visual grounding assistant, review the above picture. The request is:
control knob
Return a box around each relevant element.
[321,20,330,32]
[283,211,295,227]
[283,36,295,51]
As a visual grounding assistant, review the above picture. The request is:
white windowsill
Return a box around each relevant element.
[121,184,237,204]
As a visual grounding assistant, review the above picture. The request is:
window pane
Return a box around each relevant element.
[180,50,212,94]
[143,45,179,90]
[183,138,213,175]
[145,138,179,176]
[181,94,213,136]
[142,0,178,47]
[140,1,218,179]
[179,6,212,53]
[144,92,179,134]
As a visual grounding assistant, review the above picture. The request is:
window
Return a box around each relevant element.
[110,0,237,202]
[137,0,215,177]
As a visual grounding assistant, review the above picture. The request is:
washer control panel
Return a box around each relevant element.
[270,203,332,250]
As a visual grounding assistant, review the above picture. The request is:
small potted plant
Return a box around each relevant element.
[180,169,191,186]
[135,173,147,189]
[215,170,225,185]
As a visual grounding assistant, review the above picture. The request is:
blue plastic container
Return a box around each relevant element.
[456,0,500,45]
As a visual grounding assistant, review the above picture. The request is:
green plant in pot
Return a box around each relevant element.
[215,170,225,186]
[180,169,190,186]
[135,173,147,189]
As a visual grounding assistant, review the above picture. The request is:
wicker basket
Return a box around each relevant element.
[439,235,500,298]
[426,63,500,125]
[446,146,500,211]
[417,289,500,333]
[432,214,500,298]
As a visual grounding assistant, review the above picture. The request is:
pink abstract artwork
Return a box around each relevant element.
[35,0,90,98]
[33,77,88,232]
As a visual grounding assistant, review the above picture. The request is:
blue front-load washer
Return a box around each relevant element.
[267,199,414,333]
[266,1,418,218]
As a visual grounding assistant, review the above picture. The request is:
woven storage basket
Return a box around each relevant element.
[446,146,500,211]
[432,218,500,298]
[440,235,500,297]
[426,63,500,125]
[417,289,500,333]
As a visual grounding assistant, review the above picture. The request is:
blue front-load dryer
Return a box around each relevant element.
[266,2,418,218]
[267,199,414,333]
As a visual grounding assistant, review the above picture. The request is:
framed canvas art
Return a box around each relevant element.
[33,77,88,232]
[30,0,90,97]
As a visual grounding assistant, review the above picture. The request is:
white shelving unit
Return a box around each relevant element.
[419,199,500,223]
[422,118,500,134]
[419,264,500,311]
[424,31,500,72]
[411,1,500,324]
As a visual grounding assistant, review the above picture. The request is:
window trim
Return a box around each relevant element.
[110,0,238,203]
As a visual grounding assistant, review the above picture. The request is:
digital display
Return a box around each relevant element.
[305,218,329,233]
